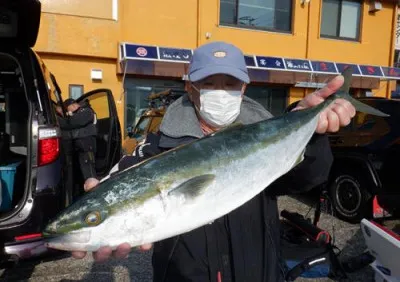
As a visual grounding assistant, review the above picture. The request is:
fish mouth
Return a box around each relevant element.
[43,230,92,251]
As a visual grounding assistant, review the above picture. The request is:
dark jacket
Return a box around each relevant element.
[58,101,97,139]
[107,94,334,282]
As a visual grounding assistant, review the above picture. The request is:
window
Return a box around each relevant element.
[69,84,84,100]
[220,0,292,33]
[321,0,361,40]
[124,78,185,136]
[245,86,288,116]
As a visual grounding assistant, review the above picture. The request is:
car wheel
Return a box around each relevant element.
[329,173,372,223]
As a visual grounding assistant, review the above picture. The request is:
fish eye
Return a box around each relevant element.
[85,211,101,226]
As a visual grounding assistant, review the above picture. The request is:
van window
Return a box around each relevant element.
[83,91,110,119]
[33,53,62,108]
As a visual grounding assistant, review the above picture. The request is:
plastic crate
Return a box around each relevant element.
[0,162,21,212]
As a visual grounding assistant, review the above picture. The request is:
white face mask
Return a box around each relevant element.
[195,88,243,128]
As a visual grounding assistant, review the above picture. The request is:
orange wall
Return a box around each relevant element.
[38,54,125,129]
[40,0,114,20]
[35,13,119,58]
[195,0,397,98]
[309,1,395,65]
[198,0,309,58]
[35,0,398,72]
[32,0,398,128]
[119,0,198,49]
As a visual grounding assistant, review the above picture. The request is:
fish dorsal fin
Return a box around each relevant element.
[339,67,353,93]
[168,174,215,198]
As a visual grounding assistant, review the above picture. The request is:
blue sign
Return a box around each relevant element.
[359,65,383,77]
[256,56,285,69]
[391,90,400,98]
[382,67,400,78]
[284,59,312,71]
[159,47,192,62]
[311,61,337,73]
[335,63,361,75]
[245,55,256,67]
[125,44,158,60]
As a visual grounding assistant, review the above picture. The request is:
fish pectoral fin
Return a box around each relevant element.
[212,122,243,135]
[225,121,243,129]
[168,174,215,198]
[294,150,305,166]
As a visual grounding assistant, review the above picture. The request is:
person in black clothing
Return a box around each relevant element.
[69,41,356,282]
[57,98,99,192]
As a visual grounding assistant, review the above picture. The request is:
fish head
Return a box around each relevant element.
[43,197,111,251]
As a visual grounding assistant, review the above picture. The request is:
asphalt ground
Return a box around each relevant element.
[0,194,398,282]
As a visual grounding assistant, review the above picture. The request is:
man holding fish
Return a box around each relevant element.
[55,41,360,281]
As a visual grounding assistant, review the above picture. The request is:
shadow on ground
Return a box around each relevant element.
[58,250,153,282]
[0,252,70,281]
[0,250,153,282]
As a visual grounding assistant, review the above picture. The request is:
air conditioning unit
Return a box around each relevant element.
[369,1,382,12]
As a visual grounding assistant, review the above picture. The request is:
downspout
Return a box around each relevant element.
[305,1,312,60]
[197,0,202,47]
[387,3,397,98]
[304,1,312,97]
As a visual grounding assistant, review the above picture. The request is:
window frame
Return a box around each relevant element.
[219,0,294,34]
[320,0,362,42]
[69,84,84,100]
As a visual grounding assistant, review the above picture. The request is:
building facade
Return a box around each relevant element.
[34,0,399,134]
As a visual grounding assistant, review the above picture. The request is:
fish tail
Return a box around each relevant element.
[330,67,390,117]
[342,94,389,117]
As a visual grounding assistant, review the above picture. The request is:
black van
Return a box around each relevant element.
[0,0,121,265]
[327,97,400,223]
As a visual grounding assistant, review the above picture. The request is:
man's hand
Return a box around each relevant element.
[70,178,153,262]
[292,75,356,134]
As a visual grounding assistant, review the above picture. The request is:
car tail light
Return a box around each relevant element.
[38,128,60,166]
[15,233,42,241]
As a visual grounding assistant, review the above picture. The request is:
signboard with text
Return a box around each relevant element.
[159,47,192,62]
[120,43,400,80]
[335,63,361,75]
[359,65,383,77]
[245,55,256,67]
[125,44,158,60]
[256,56,285,69]
[311,61,338,73]
[284,59,312,72]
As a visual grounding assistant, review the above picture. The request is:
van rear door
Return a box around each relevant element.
[0,0,41,47]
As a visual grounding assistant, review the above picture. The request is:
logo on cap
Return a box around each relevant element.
[214,51,227,58]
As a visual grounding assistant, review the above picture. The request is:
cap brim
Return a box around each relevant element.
[189,65,250,84]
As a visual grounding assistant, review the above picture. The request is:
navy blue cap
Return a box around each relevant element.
[188,41,250,83]
[63,98,76,108]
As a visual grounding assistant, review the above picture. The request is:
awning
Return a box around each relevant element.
[118,42,400,89]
